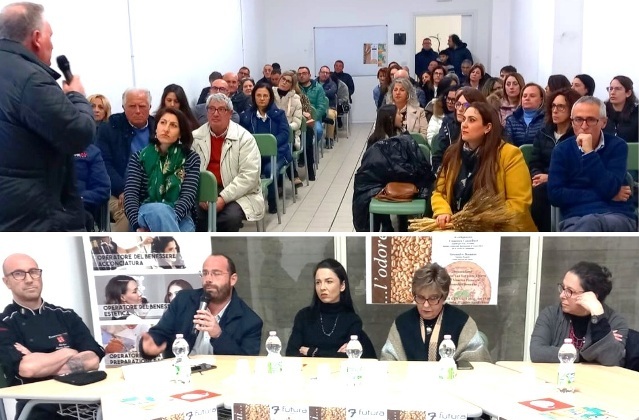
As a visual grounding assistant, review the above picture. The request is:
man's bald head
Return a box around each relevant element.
[394,69,409,80]
[2,253,38,276]
[210,78,230,96]
[223,72,239,94]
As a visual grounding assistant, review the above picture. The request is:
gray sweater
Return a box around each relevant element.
[530,303,628,366]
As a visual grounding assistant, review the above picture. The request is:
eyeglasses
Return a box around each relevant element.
[297,72,309,76]
[210,86,228,93]
[206,106,228,114]
[280,78,293,85]
[414,294,442,305]
[446,97,457,104]
[606,86,624,93]
[455,101,470,110]
[571,117,600,127]
[200,270,229,278]
[551,104,568,112]
[6,269,42,281]
[557,283,585,298]
[319,71,330,75]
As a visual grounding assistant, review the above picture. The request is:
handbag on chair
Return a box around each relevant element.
[374,182,418,202]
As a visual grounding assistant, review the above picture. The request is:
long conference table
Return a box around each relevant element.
[0,356,637,419]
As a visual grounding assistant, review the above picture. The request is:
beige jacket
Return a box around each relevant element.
[273,88,303,150]
[405,104,428,136]
[192,121,264,221]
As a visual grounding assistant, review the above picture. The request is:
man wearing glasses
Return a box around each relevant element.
[224,72,250,114]
[194,79,240,126]
[0,253,105,419]
[298,66,328,148]
[192,93,264,232]
[139,254,262,358]
[548,96,636,232]
[317,66,338,148]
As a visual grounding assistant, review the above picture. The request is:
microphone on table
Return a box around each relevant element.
[192,293,211,335]
[56,55,73,84]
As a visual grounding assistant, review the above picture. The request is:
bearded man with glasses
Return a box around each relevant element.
[140,254,263,358]
[548,96,637,232]
[0,253,105,419]
[380,263,490,362]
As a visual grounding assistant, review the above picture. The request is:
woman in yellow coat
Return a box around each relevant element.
[431,102,537,232]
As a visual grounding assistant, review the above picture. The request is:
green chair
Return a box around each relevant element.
[519,144,534,167]
[418,143,431,164]
[96,193,111,232]
[279,127,296,211]
[628,142,639,173]
[198,171,217,232]
[293,116,309,186]
[254,133,280,227]
[410,132,428,147]
[369,198,427,232]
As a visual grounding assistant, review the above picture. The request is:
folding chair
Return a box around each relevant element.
[198,171,217,232]
[254,134,280,227]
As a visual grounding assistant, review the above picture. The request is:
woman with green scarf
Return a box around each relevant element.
[124,107,200,232]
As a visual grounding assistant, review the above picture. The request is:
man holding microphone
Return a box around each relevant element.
[0,2,94,231]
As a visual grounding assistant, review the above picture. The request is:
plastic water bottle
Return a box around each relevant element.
[265,331,282,374]
[345,335,363,385]
[172,334,191,384]
[438,334,457,380]
[558,338,577,392]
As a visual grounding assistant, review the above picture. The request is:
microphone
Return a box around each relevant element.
[192,293,211,335]
[56,55,73,84]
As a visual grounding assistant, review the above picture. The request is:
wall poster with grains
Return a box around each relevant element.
[368,235,500,305]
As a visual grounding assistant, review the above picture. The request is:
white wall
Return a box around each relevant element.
[262,0,493,123]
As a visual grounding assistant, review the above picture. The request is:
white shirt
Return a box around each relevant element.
[190,299,232,356]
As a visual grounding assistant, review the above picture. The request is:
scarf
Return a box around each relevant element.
[452,143,479,213]
[139,143,186,207]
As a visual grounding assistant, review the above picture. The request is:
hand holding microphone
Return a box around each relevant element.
[56,55,85,96]
[192,293,221,338]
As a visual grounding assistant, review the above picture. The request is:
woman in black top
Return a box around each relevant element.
[604,75,638,143]
[286,258,376,358]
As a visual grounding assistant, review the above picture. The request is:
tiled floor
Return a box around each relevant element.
[240,123,373,232]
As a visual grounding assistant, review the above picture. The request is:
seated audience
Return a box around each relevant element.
[194,79,240,126]
[424,65,447,104]
[224,72,250,114]
[458,59,473,85]
[426,79,458,145]
[74,143,111,231]
[386,77,428,136]
[97,88,154,232]
[604,75,638,143]
[530,261,628,366]
[241,78,255,98]
[273,71,304,187]
[238,66,251,80]
[548,96,637,232]
[286,258,376,358]
[380,263,490,362]
[529,88,581,232]
[239,82,291,215]
[481,77,503,98]
[257,63,273,85]
[431,87,486,175]
[432,102,537,231]
[0,254,105,419]
[317,66,338,148]
[353,105,435,232]
[571,74,596,97]
[465,63,486,90]
[500,72,525,125]
[156,84,199,130]
[499,65,517,80]
[298,66,328,145]
[192,93,264,232]
[504,83,546,146]
[546,74,572,94]
[269,68,281,87]
[164,279,193,303]
[396,69,427,108]
[334,60,355,125]
[124,107,200,232]
[88,93,111,130]
[139,254,263,357]
[373,67,391,110]
[197,71,223,104]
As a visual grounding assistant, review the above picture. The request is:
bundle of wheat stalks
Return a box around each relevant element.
[409,190,521,232]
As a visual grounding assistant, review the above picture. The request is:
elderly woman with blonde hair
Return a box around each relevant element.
[87,93,112,128]
[380,263,491,362]
[385,77,428,136]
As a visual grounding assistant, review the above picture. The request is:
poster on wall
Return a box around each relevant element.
[368,235,500,305]
[363,43,387,67]
[83,234,212,367]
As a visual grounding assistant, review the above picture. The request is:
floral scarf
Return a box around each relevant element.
[139,143,186,207]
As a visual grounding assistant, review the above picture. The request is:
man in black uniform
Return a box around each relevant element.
[0,253,105,420]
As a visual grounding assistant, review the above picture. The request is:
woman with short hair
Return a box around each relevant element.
[373,67,391,109]
[465,63,486,90]
[380,263,491,361]
[88,94,112,127]
[530,262,628,366]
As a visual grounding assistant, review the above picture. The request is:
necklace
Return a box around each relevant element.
[319,313,340,337]
[420,317,434,336]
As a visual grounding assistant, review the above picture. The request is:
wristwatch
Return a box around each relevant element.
[591,314,602,324]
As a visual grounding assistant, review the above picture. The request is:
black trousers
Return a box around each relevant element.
[531,182,551,232]
[16,400,68,420]
[197,201,246,232]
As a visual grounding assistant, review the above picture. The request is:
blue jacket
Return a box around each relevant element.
[318,77,338,108]
[74,144,111,207]
[0,40,94,231]
[142,288,263,358]
[239,104,292,165]
[415,48,439,79]
[548,133,635,220]
[504,107,545,147]
[96,112,155,197]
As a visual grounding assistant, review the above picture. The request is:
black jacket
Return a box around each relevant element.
[0,40,95,231]
[529,124,574,176]
[352,134,435,231]
[604,104,638,143]
[432,114,461,175]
